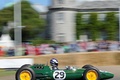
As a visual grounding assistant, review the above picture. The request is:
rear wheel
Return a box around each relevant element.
[82,64,94,69]
[83,68,100,80]
[15,67,35,80]
[82,64,99,71]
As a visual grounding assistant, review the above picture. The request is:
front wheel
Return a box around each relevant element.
[15,67,36,80]
[83,68,100,80]
[20,64,31,68]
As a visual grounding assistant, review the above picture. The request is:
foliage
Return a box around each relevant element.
[0,6,14,34]
[0,1,45,41]
[88,13,100,41]
[104,12,118,40]
[76,13,88,39]
[76,13,82,39]
[0,70,15,77]
[76,13,100,40]
[76,12,118,41]
[31,38,55,45]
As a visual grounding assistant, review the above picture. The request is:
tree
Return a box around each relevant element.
[76,13,88,39]
[0,6,14,35]
[76,12,118,41]
[87,13,100,41]
[0,1,46,41]
[104,12,118,40]
[76,13,82,39]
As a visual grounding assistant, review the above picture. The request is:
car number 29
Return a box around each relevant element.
[53,70,66,80]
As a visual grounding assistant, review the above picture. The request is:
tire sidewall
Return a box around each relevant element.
[82,64,94,69]
[82,64,99,71]
[20,64,31,69]
[15,67,35,80]
[15,64,31,80]
[83,68,100,80]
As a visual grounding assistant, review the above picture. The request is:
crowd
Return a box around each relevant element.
[0,40,120,56]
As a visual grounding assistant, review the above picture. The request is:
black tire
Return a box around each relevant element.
[82,64,94,69]
[83,68,100,80]
[16,64,31,74]
[15,67,36,80]
[82,64,99,72]
[20,64,31,68]
[15,64,31,79]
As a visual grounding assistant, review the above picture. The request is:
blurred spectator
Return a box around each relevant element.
[108,41,119,51]
[26,44,36,55]
[78,40,87,52]
[2,40,120,57]
[97,40,109,51]
[7,47,15,56]
[56,45,64,54]
[35,46,42,55]
[118,41,120,50]
[70,43,80,52]
[86,40,98,52]
[49,44,57,51]
[0,47,5,56]
[43,46,55,54]
[62,43,71,53]
[40,44,49,54]
[24,49,29,55]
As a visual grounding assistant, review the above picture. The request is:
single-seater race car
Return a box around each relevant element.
[15,63,114,80]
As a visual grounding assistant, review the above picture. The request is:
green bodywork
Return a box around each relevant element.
[27,64,114,80]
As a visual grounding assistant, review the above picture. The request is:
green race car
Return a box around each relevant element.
[15,64,114,80]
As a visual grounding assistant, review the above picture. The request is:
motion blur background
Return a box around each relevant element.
[0,0,120,56]
[0,0,120,79]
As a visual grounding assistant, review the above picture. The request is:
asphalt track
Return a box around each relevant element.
[0,66,120,80]
[98,66,120,80]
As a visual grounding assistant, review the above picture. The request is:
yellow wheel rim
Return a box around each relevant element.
[86,70,98,80]
[20,70,31,80]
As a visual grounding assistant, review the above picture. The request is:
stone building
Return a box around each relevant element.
[46,0,120,42]
[48,0,77,42]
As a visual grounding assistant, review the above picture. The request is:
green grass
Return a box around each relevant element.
[0,70,16,77]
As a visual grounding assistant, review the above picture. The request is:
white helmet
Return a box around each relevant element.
[50,58,58,67]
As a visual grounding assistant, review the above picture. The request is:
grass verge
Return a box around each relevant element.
[0,70,16,77]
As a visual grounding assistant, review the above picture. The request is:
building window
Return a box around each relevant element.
[98,14,106,21]
[58,0,64,4]
[57,33,65,42]
[56,13,64,23]
[82,14,90,23]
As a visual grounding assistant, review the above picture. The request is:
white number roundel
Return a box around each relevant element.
[53,70,66,80]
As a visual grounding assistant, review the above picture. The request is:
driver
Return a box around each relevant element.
[50,58,59,70]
